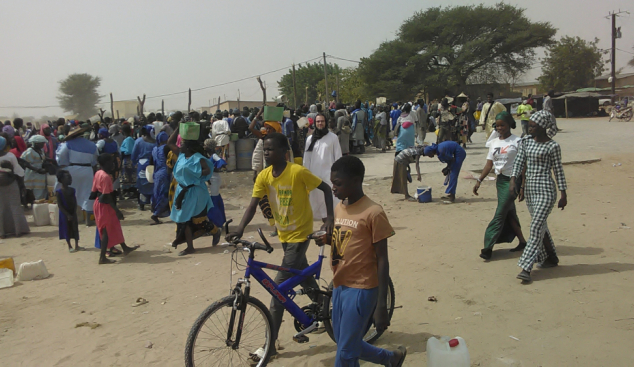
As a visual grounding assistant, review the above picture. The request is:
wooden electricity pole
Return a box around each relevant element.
[336,73,340,104]
[292,63,298,108]
[161,100,164,116]
[188,88,192,113]
[257,77,267,107]
[137,94,146,117]
[322,52,329,106]
[109,93,114,122]
[305,86,308,105]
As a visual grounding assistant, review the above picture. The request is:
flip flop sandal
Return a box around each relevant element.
[132,298,149,307]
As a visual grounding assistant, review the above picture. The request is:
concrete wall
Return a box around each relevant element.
[198,101,278,113]
[595,74,634,89]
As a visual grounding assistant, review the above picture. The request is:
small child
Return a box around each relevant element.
[56,170,82,253]
[320,155,407,366]
[204,138,227,246]
[90,153,139,264]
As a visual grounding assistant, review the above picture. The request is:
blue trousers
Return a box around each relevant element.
[445,153,466,195]
[332,286,393,367]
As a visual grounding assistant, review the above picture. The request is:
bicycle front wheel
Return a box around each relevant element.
[185,295,274,367]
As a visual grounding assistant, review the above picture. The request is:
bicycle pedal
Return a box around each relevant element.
[293,335,309,343]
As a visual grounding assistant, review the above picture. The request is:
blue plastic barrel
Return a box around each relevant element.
[417,186,432,203]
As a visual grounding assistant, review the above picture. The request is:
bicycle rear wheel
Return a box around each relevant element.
[323,277,395,345]
[185,295,274,367]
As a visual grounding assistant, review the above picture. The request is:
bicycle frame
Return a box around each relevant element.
[242,244,326,328]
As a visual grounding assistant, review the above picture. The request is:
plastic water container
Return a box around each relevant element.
[236,138,255,171]
[416,186,432,203]
[427,336,470,367]
[48,204,59,226]
[0,268,14,289]
[226,141,237,171]
[32,203,50,226]
[16,260,50,281]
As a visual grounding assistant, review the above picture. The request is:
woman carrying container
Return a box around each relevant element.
[166,123,218,256]
[474,111,527,260]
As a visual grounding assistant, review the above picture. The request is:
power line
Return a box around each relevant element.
[327,55,361,64]
[617,48,634,55]
[0,56,324,109]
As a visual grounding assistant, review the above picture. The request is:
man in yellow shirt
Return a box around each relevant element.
[479,92,506,139]
[229,132,334,358]
[516,100,533,137]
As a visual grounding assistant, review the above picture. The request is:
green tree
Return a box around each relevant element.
[57,73,101,119]
[359,3,556,100]
[277,62,341,107]
[539,36,605,92]
[628,45,634,67]
[317,68,373,104]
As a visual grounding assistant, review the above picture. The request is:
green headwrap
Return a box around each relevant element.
[495,111,516,129]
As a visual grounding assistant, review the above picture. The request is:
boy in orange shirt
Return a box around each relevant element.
[319,155,407,366]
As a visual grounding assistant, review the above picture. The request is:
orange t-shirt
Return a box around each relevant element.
[331,196,395,289]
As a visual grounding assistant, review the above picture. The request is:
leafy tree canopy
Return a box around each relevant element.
[278,62,341,107]
[58,73,101,120]
[359,3,556,100]
[539,36,606,92]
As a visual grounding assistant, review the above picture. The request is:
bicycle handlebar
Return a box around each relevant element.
[223,219,274,254]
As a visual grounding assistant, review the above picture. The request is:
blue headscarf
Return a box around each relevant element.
[142,124,155,139]
[0,136,6,151]
[156,131,168,145]
[423,143,438,156]
[98,127,109,138]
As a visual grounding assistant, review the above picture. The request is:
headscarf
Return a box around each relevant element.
[0,136,6,151]
[39,124,57,159]
[2,125,15,138]
[309,105,317,114]
[495,111,516,129]
[142,124,155,139]
[156,131,168,146]
[98,128,110,138]
[530,110,557,138]
[29,135,48,144]
[423,143,438,157]
[263,121,282,134]
[108,124,119,136]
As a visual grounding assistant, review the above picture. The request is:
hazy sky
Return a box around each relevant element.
[2,0,633,118]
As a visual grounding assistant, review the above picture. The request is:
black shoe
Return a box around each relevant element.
[510,242,526,252]
[516,270,531,281]
[479,248,492,260]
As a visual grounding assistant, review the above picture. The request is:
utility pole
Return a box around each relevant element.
[322,52,329,106]
[608,10,629,102]
[238,89,241,111]
[305,86,308,105]
[292,64,298,109]
[336,73,340,104]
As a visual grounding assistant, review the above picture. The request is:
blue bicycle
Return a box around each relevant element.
[184,221,395,366]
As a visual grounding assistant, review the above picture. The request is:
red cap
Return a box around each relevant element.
[448,339,459,348]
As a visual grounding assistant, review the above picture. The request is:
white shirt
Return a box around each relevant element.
[303,132,342,219]
[486,134,520,176]
[212,120,230,146]
[0,152,25,177]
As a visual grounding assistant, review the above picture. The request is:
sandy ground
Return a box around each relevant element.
[1,117,634,367]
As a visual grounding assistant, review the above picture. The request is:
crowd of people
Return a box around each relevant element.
[0,88,569,365]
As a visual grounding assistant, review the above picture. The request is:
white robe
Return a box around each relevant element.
[303,132,342,220]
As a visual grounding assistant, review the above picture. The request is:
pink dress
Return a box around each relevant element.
[92,170,125,248]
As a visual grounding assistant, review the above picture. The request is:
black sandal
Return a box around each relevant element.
[178,248,195,256]
[510,242,526,252]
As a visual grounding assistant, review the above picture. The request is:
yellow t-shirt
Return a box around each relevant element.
[252,163,322,243]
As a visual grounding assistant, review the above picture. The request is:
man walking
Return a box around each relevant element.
[479,92,506,139]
